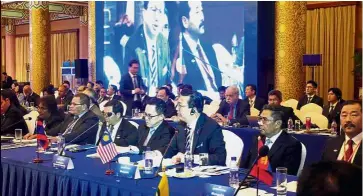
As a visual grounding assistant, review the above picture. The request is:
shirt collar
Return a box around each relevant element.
[187,115,200,131]
[307,94,315,99]
[183,32,200,51]
[249,96,256,102]
[345,132,362,145]
[330,101,338,107]
[112,118,123,132]
[150,120,163,134]
[129,72,136,78]
[266,130,283,144]
[77,110,87,119]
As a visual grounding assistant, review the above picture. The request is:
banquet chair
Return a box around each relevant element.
[281,99,299,111]
[297,142,307,176]
[222,129,244,166]
[250,108,260,116]
[23,111,39,135]
[300,103,323,114]
[302,112,329,128]
[203,104,219,117]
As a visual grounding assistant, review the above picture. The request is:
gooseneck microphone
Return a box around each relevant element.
[1,117,32,131]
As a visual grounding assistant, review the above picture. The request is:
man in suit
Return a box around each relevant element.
[166,90,226,166]
[211,85,250,126]
[124,1,170,96]
[241,105,302,175]
[1,72,13,89]
[95,100,138,147]
[48,93,99,144]
[297,80,324,110]
[97,87,109,104]
[322,100,362,166]
[157,87,177,118]
[244,84,265,111]
[322,88,345,128]
[107,85,122,101]
[1,89,29,136]
[23,85,40,107]
[218,86,227,102]
[268,90,298,128]
[56,85,74,111]
[136,97,174,154]
[119,60,147,116]
[94,80,104,98]
[62,80,74,97]
[176,1,222,95]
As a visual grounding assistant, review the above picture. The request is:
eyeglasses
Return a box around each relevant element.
[37,106,48,111]
[258,116,274,124]
[70,102,83,106]
[144,113,161,119]
[102,111,115,118]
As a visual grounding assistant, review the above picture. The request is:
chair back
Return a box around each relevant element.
[250,108,260,116]
[222,129,244,166]
[281,99,299,111]
[23,111,39,135]
[297,142,307,176]
[302,112,329,128]
[203,104,219,117]
[300,103,323,114]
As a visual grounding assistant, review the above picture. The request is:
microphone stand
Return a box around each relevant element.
[154,129,179,177]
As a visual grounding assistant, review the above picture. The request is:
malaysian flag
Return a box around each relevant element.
[97,130,118,164]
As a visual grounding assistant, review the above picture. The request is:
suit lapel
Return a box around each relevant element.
[191,115,204,153]
[332,136,345,160]
[268,131,285,159]
[353,143,362,165]
[70,112,89,132]
[149,122,164,144]
[139,125,150,145]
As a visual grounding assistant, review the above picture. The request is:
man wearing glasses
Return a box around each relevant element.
[241,105,302,175]
[95,100,138,146]
[165,89,226,166]
[134,97,174,155]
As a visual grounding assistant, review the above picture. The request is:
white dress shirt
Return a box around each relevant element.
[186,117,199,154]
[265,130,283,150]
[110,119,122,142]
[329,101,338,112]
[337,132,362,162]
[143,121,162,146]
[248,95,256,108]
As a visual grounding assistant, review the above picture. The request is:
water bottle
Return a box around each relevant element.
[287,118,294,132]
[229,157,239,188]
[144,147,153,173]
[184,148,193,175]
[57,134,65,155]
[331,120,338,136]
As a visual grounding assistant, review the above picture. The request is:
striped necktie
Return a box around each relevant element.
[64,116,79,135]
[185,127,192,152]
[150,45,157,88]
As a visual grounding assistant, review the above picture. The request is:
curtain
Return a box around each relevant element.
[306,5,356,101]
[51,32,78,87]
[15,36,30,82]
[1,37,5,73]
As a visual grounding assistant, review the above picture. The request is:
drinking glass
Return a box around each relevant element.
[199,153,209,166]
[15,129,22,144]
[223,115,229,127]
[294,120,301,131]
[276,167,288,196]
[305,117,311,132]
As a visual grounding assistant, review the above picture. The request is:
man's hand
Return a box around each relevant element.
[134,88,141,94]
[171,152,184,164]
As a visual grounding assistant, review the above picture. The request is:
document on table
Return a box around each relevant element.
[271,181,297,193]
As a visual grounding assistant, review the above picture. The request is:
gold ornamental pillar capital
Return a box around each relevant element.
[88,2,96,82]
[29,1,51,94]
[275,2,307,100]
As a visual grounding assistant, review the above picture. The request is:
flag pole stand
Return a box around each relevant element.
[33,144,43,163]
[105,162,114,175]
[256,166,259,196]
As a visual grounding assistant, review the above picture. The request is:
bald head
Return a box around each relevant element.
[225,85,239,104]
[23,85,33,96]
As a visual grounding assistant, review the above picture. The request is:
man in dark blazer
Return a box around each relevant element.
[212,85,250,126]
[106,85,122,101]
[166,90,226,166]
[119,60,147,116]
[124,2,170,96]
[56,85,74,112]
[322,88,345,128]
[268,90,298,128]
[157,87,177,118]
[241,105,302,175]
[174,2,221,93]
[244,84,265,111]
[48,93,99,145]
[297,80,324,110]
[23,85,40,107]
[2,72,13,89]
[322,100,362,167]
[95,100,138,146]
[97,87,109,104]
[1,89,29,136]
[137,98,174,154]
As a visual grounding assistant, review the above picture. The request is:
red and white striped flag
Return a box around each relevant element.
[97,131,118,164]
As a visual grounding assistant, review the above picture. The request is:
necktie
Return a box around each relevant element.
[185,127,192,152]
[64,116,79,135]
[143,128,155,146]
[228,105,234,120]
[196,44,217,91]
[265,138,273,146]
[150,45,157,88]
[329,105,334,113]
[249,99,254,108]
[132,75,139,88]
[344,139,354,162]
[307,97,312,103]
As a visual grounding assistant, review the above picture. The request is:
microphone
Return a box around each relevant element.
[2,117,32,131]
[233,145,269,196]
[59,121,102,157]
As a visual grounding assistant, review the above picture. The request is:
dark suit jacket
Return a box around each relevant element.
[48,110,99,144]
[280,105,298,129]
[216,99,250,126]
[109,94,122,101]
[165,113,227,166]
[96,119,138,147]
[56,92,73,112]
[297,95,324,110]
[176,35,221,91]
[137,121,173,154]
[24,92,40,107]
[322,101,344,128]
[1,104,29,136]
[243,96,266,111]
[241,131,302,175]
[119,73,146,116]
[39,113,64,135]
[97,96,109,104]
[165,99,177,118]
[2,76,13,89]
[322,135,362,167]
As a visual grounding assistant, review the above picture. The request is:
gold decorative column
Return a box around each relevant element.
[29,1,50,94]
[79,6,89,59]
[5,19,16,78]
[88,2,96,82]
[275,2,307,100]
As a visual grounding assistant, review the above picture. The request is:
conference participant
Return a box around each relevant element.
[212,85,250,126]
[11,82,25,104]
[166,90,226,166]
[95,100,138,146]
[244,84,265,111]
[241,105,302,175]
[136,98,173,154]
[164,84,176,100]
[94,80,104,97]
[268,90,297,128]
[297,80,324,110]
[42,85,55,98]
[2,72,13,89]
[156,87,177,118]
[56,85,73,111]
[48,93,99,144]
[119,60,147,116]
[77,85,87,93]
[176,1,222,94]
[322,100,362,166]
[218,86,227,102]
[297,161,362,196]
[23,96,64,139]
[107,85,122,101]
[86,81,94,90]
[1,89,29,136]
[23,85,40,107]
[97,87,109,104]
[83,88,105,123]
[322,88,344,128]
[124,1,170,96]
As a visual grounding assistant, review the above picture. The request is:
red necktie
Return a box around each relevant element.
[344,140,354,162]
[228,105,234,120]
